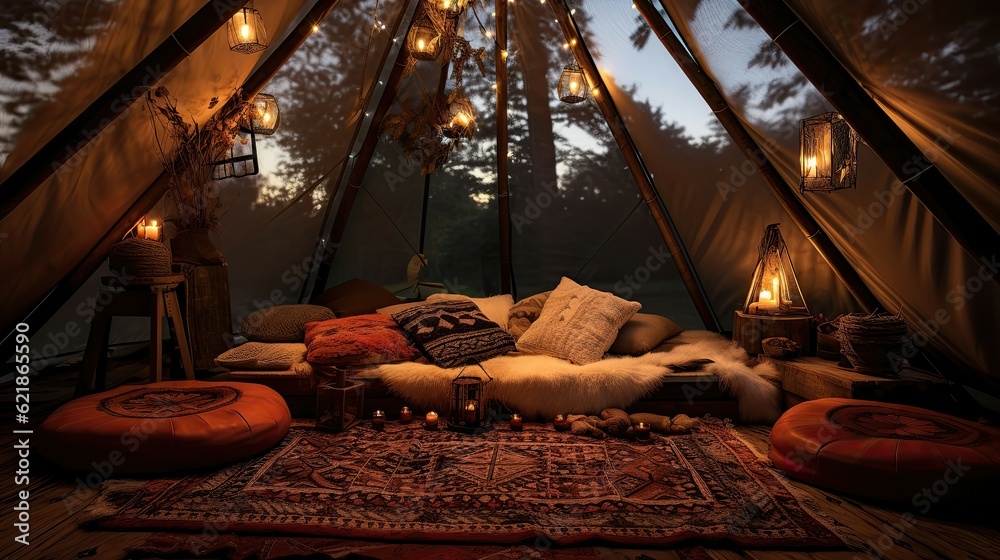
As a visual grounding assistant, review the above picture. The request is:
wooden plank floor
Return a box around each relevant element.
[3,362,999,560]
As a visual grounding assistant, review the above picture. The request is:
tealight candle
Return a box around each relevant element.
[463,401,478,425]
[144,220,161,241]
[400,406,412,423]
[634,421,651,441]
[510,414,523,431]
[372,410,386,430]
[425,411,439,429]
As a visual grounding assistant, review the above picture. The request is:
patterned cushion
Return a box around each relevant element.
[392,301,516,367]
[609,313,684,356]
[304,314,419,366]
[239,305,335,343]
[508,291,551,340]
[516,277,641,365]
[426,293,515,331]
[215,342,308,370]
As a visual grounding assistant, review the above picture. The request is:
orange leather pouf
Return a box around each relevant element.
[769,398,1000,504]
[37,381,291,473]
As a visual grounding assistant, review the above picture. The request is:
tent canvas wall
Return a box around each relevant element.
[1,0,997,400]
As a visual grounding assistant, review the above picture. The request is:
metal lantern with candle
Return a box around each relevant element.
[800,112,858,193]
[558,63,589,104]
[248,94,280,135]
[441,95,475,140]
[447,366,493,434]
[408,17,441,62]
[316,367,365,432]
[227,2,268,54]
[733,224,814,356]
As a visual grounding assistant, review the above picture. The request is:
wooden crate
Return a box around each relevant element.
[770,357,951,407]
[180,264,233,371]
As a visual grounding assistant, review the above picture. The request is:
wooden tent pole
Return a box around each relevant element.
[308,9,421,300]
[550,0,721,331]
[495,0,513,295]
[741,1,1000,286]
[0,0,248,220]
[637,0,880,312]
[298,0,417,301]
[0,0,344,358]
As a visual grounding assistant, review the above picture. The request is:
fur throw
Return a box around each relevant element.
[363,331,782,424]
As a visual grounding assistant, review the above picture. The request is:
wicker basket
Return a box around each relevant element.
[108,238,171,279]
[837,313,907,375]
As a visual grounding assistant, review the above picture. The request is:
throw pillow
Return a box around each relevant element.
[426,293,515,331]
[215,342,308,370]
[608,313,684,356]
[516,277,641,365]
[507,291,552,340]
[311,278,402,317]
[392,301,516,367]
[239,305,335,343]
[304,314,419,366]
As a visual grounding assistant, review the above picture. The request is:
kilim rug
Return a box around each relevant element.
[85,419,852,548]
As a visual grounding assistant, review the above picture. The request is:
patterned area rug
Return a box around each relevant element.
[86,419,849,548]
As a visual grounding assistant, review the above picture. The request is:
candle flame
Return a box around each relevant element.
[568,79,580,95]
[240,23,250,40]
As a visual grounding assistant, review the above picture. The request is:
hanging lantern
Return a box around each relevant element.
[408,18,441,61]
[247,93,280,135]
[742,224,810,316]
[558,63,589,104]
[441,96,475,139]
[799,112,858,193]
[447,367,493,433]
[433,0,469,17]
[316,368,365,432]
[227,4,268,54]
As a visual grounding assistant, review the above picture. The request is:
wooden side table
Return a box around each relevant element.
[76,275,195,395]
[769,357,951,407]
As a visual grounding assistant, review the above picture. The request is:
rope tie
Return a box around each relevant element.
[170,33,192,56]
[902,163,935,184]
[772,19,799,43]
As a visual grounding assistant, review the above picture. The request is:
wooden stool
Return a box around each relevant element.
[76,275,195,395]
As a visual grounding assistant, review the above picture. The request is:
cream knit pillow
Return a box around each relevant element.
[516,277,640,365]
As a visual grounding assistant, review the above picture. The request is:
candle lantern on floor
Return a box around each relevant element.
[733,224,813,356]
[800,112,858,193]
[447,367,492,433]
[316,367,365,432]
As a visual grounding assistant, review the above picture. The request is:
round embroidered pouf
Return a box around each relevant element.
[769,398,1000,503]
[37,381,290,473]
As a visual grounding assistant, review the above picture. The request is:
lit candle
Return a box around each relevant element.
[510,413,523,431]
[804,155,817,177]
[756,287,777,313]
[569,79,580,96]
[417,38,426,51]
[425,411,438,429]
[463,401,478,425]
[240,23,251,40]
[144,220,161,241]
[400,406,412,423]
[372,410,386,430]
[634,422,651,441]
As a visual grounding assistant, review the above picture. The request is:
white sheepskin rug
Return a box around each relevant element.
[362,331,782,424]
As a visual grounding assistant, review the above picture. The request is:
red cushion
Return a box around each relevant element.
[37,381,290,473]
[769,398,1000,503]
[304,314,419,366]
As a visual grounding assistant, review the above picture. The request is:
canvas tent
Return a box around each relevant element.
[1,0,998,399]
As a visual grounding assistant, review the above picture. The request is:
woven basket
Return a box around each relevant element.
[108,238,172,279]
[837,313,907,375]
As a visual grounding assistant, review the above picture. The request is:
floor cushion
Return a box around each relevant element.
[769,398,1000,504]
[37,381,290,473]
